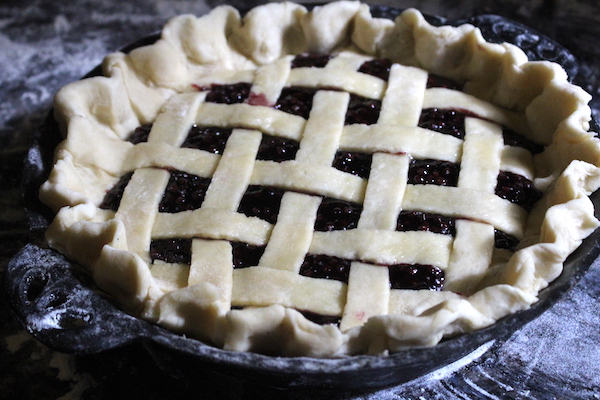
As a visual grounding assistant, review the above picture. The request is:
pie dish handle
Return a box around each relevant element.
[4,243,158,354]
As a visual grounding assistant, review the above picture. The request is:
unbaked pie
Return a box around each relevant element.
[39,1,600,357]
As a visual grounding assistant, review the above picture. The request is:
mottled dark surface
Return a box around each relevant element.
[1,0,600,399]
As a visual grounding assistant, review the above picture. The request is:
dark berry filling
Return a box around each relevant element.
[420,108,545,156]
[495,229,520,252]
[291,53,332,68]
[99,172,133,211]
[495,170,542,211]
[148,239,267,268]
[274,87,317,119]
[426,74,463,91]
[158,170,211,213]
[297,310,341,326]
[418,108,466,139]
[314,197,362,231]
[150,238,192,264]
[237,185,285,224]
[502,127,544,154]
[332,150,373,178]
[396,211,456,235]
[181,125,232,154]
[203,82,251,104]
[231,242,266,268]
[388,264,444,291]
[357,59,464,92]
[127,124,152,144]
[299,254,351,283]
[345,94,381,125]
[408,159,460,186]
[256,134,300,162]
[358,58,392,81]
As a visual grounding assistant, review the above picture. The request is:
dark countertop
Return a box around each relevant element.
[1,1,599,399]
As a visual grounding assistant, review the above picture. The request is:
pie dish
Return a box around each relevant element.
[34,1,600,358]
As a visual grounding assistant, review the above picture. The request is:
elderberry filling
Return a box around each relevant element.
[300,254,445,291]
[396,211,456,235]
[181,125,232,154]
[357,57,463,92]
[388,264,445,291]
[502,127,545,154]
[345,94,381,125]
[256,134,299,161]
[419,108,545,155]
[419,108,466,139]
[274,87,316,119]
[291,53,332,68]
[149,239,267,268]
[150,238,192,264]
[358,58,392,81]
[408,159,460,186]
[237,185,285,225]
[204,82,251,104]
[231,242,266,268]
[158,170,211,213]
[99,172,133,211]
[495,230,520,252]
[332,150,373,178]
[495,170,542,211]
[300,254,351,283]
[395,211,522,251]
[314,197,362,232]
[426,74,463,90]
[127,124,152,144]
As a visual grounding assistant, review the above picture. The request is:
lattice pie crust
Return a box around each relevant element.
[40,1,600,357]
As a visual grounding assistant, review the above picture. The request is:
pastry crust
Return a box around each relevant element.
[40,1,600,357]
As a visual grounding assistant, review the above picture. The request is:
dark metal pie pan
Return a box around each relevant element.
[5,5,599,391]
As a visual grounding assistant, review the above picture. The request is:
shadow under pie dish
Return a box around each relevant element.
[7,0,600,387]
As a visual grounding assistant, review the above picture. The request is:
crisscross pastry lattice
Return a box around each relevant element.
[41,2,600,357]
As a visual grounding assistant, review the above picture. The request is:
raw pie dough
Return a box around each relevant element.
[40,1,600,357]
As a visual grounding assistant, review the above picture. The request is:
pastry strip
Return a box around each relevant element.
[340,262,390,331]
[378,65,427,126]
[202,129,262,211]
[115,167,170,261]
[309,230,453,267]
